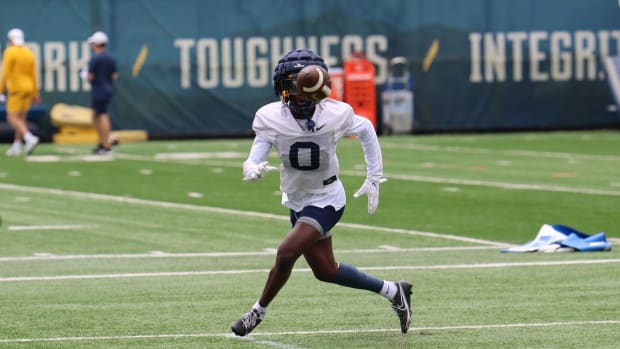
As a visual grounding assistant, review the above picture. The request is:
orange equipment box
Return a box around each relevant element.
[343,52,377,129]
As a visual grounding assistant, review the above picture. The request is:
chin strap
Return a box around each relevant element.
[286,100,317,131]
[287,100,315,117]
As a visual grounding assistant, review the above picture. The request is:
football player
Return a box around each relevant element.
[231,49,412,336]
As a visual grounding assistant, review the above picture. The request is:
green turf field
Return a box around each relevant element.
[0,130,619,348]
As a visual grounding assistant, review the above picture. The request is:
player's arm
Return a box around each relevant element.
[346,115,386,215]
[86,60,96,81]
[346,115,383,182]
[242,136,277,181]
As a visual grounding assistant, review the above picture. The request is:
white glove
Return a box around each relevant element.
[80,69,88,81]
[243,161,278,181]
[353,178,387,215]
[0,94,5,103]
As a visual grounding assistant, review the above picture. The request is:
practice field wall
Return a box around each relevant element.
[1,0,619,137]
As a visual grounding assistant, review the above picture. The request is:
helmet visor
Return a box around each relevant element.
[282,74,301,96]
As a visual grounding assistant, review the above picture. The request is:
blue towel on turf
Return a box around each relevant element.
[501,224,612,253]
[560,232,611,252]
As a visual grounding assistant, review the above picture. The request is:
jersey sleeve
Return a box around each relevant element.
[245,108,275,166]
[245,136,272,166]
[345,115,383,181]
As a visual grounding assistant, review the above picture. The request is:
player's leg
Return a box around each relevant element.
[260,222,320,306]
[92,99,112,153]
[5,111,25,156]
[96,113,111,149]
[231,221,320,336]
[296,205,383,291]
[301,206,413,333]
[5,94,37,155]
[20,107,39,155]
[305,242,413,333]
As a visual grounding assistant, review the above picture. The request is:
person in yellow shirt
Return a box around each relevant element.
[0,28,40,156]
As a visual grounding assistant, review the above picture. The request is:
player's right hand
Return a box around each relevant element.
[243,161,278,181]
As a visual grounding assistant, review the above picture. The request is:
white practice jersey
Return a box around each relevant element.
[245,98,383,211]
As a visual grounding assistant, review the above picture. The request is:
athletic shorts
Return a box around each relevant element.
[92,98,111,115]
[290,205,345,239]
[6,92,33,114]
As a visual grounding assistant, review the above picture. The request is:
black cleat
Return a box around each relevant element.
[231,309,262,336]
[92,144,112,155]
[391,281,412,333]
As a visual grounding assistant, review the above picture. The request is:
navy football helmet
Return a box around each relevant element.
[273,49,328,117]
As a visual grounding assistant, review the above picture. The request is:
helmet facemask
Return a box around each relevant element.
[280,73,316,118]
[273,49,328,119]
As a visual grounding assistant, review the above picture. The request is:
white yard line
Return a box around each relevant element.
[0,320,617,344]
[2,258,619,282]
[0,183,507,247]
[7,224,98,231]
[0,246,498,262]
[340,170,620,197]
[379,142,620,162]
[18,149,620,197]
[112,152,620,197]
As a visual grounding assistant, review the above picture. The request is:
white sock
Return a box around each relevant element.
[380,281,398,300]
[253,301,267,319]
[24,132,36,142]
[11,141,22,150]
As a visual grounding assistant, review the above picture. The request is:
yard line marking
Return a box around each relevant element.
[2,258,619,282]
[380,142,620,162]
[154,151,246,160]
[0,320,617,343]
[32,151,620,196]
[378,245,403,250]
[121,151,620,197]
[340,170,620,196]
[415,320,620,331]
[7,224,98,231]
[251,320,620,336]
[0,246,498,262]
[0,183,507,247]
[24,152,246,163]
[48,150,620,196]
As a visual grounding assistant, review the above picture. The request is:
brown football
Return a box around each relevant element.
[296,65,331,101]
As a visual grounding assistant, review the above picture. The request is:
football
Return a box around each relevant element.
[296,65,331,101]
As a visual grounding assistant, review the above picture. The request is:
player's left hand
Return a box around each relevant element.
[353,178,387,215]
[243,161,278,181]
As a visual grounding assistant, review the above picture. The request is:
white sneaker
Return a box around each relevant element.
[24,136,40,155]
[5,147,22,157]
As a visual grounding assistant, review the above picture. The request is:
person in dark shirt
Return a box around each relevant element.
[85,31,118,154]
